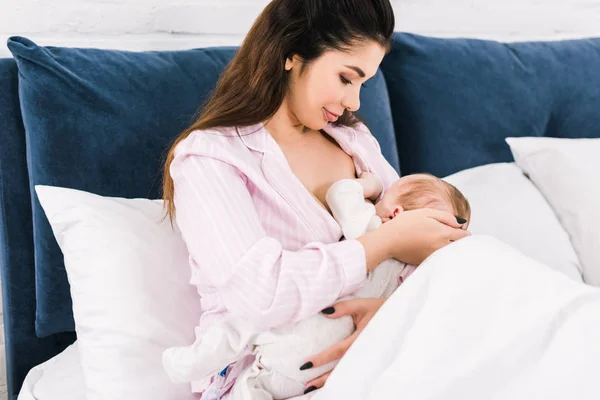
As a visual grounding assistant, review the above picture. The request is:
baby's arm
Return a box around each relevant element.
[325,179,380,240]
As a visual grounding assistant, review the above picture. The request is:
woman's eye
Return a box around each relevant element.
[340,75,368,88]
[339,75,351,85]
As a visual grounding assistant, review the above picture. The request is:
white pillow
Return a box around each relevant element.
[443,163,582,282]
[506,137,600,286]
[35,185,201,400]
[30,343,84,400]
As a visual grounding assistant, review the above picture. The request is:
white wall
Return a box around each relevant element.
[2,0,600,58]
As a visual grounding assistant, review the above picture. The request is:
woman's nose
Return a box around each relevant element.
[342,91,360,113]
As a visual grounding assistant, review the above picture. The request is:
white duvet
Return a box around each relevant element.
[313,235,600,400]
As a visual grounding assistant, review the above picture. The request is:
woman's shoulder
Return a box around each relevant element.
[174,124,268,168]
[174,126,243,158]
[171,125,261,180]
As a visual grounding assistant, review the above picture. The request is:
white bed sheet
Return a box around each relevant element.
[18,342,85,400]
[16,342,315,400]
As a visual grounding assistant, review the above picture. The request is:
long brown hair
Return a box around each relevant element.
[162,0,395,222]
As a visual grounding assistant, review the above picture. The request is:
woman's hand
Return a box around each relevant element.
[300,298,386,393]
[380,208,470,266]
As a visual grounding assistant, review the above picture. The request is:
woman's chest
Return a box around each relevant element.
[244,145,362,249]
[236,126,374,250]
[281,132,357,211]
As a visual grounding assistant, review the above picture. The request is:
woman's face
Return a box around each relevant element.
[284,41,386,130]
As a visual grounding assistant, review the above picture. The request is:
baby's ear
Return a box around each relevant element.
[391,205,404,218]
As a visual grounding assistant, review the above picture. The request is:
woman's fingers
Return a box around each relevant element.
[303,331,359,369]
[305,370,332,391]
[449,226,471,241]
[420,208,472,243]
[321,298,364,319]
[422,208,466,229]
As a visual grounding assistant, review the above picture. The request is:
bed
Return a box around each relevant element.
[1,32,599,399]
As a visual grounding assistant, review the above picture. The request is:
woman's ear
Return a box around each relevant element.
[285,57,294,71]
[285,54,304,71]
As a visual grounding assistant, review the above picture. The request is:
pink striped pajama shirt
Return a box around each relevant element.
[169,121,400,395]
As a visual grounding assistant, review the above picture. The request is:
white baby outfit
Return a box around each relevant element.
[163,179,416,399]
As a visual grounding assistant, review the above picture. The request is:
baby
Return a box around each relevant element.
[162,172,471,400]
[332,171,471,238]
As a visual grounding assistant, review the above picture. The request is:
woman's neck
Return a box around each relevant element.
[264,101,310,146]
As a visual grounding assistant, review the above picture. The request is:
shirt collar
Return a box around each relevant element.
[237,122,357,154]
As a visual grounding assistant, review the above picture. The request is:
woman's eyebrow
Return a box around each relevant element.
[344,65,366,78]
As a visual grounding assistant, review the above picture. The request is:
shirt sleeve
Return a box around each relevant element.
[170,150,367,330]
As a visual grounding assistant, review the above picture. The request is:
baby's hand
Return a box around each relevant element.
[358,172,383,200]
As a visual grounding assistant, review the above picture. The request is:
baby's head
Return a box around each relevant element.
[375,173,471,227]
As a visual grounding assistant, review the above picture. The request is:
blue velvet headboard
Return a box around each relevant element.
[1,32,599,399]
[0,58,78,399]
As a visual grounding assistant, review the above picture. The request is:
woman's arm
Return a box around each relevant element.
[356,228,393,272]
[172,152,379,331]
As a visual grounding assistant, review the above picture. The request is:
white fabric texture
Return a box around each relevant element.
[325,179,382,239]
[506,137,600,286]
[163,179,408,399]
[18,343,84,400]
[313,235,600,400]
[443,162,582,281]
[35,185,201,400]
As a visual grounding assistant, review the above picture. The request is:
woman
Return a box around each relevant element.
[162,0,470,397]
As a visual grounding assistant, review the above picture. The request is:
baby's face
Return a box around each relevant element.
[375,174,454,223]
